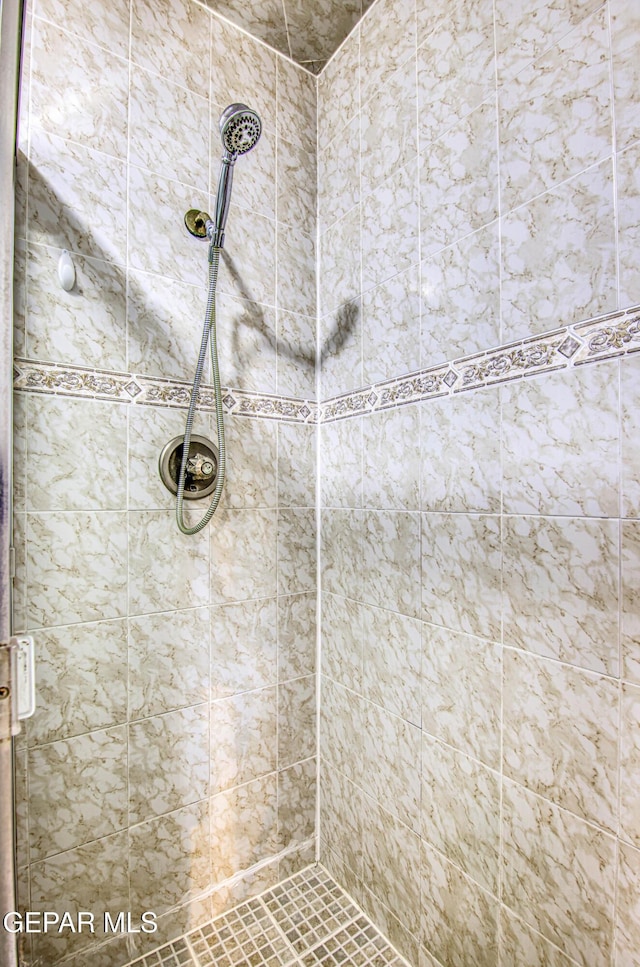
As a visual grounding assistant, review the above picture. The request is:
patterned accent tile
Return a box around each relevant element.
[15,306,640,426]
[320,305,640,422]
[13,359,316,423]
[14,359,133,401]
[573,308,640,362]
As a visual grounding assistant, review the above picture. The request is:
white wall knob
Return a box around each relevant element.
[58,249,76,291]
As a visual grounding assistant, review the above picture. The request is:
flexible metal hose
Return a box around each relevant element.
[175,244,226,534]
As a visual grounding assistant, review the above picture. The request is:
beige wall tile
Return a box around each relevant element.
[320,207,361,316]
[420,841,498,967]
[30,832,129,962]
[278,592,316,681]
[216,293,278,394]
[318,116,360,232]
[318,28,359,153]
[225,124,276,222]
[131,0,210,95]
[502,362,620,518]
[501,780,616,967]
[617,142,640,310]
[321,592,363,692]
[277,56,317,154]
[129,509,210,614]
[28,130,127,265]
[27,395,128,511]
[28,727,128,860]
[503,649,619,831]
[27,511,128,627]
[26,244,127,370]
[278,758,316,848]
[129,608,210,718]
[501,160,617,341]
[127,271,206,384]
[503,515,619,676]
[277,422,316,508]
[360,0,415,107]
[420,386,501,514]
[277,309,316,399]
[622,521,640,686]
[210,687,277,793]
[420,223,500,367]
[320,678,363,784]
[210,13,277,126]
[31,19,128,158]
[422,736,500,894]
[420,99,499,258]
[363,265,421,384]
[319,761,363,878]
[361,797,422,936]
[210,508,278,603]
[35,0,130,56]
[28,620,128,746]
[416,0,495,143]
[129,705,210,823]
[362,510,421,617]
[422,624,501,769]
[361,59,417,197]
[320,509,363,600]
[421,512,502,640]
[277,136,317,237]
[362,700,421,831]
[363,406,420,511]
[499,8,611,211]
[362,160,419,293]
[611,0,640,151]
[223,414,278,509]
[278,508,316,594]
[211,598,278,698]
[278,675,316,768]
[495,0,601,84]
[362,604,421,724]
[617,841,640,965]
[129,801,210,916]
[127,166,209,286]
[499,907,576,967]
[621,683,640,847]
[319,299,363,398]
[210,773,278,881]
[276,226,316,319]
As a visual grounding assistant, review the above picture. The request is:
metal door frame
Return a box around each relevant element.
[0,0,25,961]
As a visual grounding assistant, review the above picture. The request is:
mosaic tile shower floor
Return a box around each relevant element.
[124,866,408,967]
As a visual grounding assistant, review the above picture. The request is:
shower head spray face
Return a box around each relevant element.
[209,104,262,248]
[219,103,262,156]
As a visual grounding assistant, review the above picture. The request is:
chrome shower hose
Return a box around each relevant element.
[175,244,226,534]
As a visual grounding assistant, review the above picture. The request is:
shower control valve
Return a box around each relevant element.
[186,453,216,480]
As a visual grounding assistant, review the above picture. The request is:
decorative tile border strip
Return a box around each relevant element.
[320,305,640,423]
[13,305,640,426]
[13,359,318,424]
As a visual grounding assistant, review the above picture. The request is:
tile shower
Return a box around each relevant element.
[10,1,640,967]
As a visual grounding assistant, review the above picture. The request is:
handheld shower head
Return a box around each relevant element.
[219,103,262,156]
[209,104,262,248]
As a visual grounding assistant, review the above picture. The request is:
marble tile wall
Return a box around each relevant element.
[318,0,640,965]
[204,0,377,75]
[13,0,317,963]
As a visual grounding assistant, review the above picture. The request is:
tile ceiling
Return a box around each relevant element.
[204,0,375,73]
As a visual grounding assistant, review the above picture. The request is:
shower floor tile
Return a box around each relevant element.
[123,866,408,967]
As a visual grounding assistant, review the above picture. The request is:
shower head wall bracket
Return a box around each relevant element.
[184,209,212,239]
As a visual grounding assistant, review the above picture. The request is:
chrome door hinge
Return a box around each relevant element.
[0,636,35,741]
